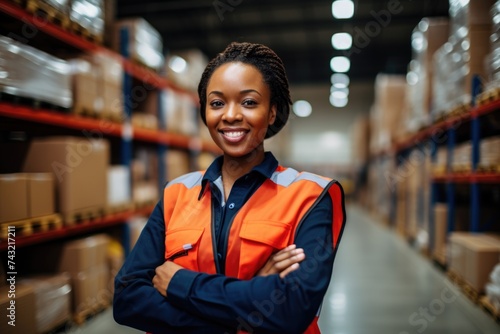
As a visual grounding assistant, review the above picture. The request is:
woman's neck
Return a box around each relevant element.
[221,147,265,197]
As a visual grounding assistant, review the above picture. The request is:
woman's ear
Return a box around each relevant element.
[269,105,277,125]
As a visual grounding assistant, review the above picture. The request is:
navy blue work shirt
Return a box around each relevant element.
[113,152,337,334]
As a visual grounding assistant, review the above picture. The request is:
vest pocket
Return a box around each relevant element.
[165,227,204,271]
[237,220,292,279]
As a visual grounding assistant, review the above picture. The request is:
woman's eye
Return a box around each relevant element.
[209,101,224,108]
[242,100,257,106]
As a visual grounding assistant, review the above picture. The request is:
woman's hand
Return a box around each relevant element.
[153,261,184,297]
[257,244,305,279]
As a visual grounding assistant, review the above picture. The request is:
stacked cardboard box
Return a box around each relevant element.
[480,136,500,168]
[0,173,55,223]
[451,141,472,172]
[350,115,370,170]
[58,234,111,313]
[165,150,191,181]
[160,90,199,136]
[370,75,407,154]
[132,148,159,206]
[21,137,109,223]
[448,233,500,292]
[70,52,124,120]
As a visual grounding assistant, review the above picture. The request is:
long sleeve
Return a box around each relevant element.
[113,200,233,333]
[166,193,336,334]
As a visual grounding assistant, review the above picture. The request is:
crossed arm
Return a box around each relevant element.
[114,195,334,333]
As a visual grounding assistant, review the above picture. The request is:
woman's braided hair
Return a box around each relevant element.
[198,42,292,139]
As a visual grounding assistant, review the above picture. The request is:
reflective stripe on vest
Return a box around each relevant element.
[163,167,346,334]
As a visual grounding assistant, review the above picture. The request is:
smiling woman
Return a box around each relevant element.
[113,41,347,334]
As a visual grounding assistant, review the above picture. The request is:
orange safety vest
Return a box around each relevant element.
[163,166,346,333]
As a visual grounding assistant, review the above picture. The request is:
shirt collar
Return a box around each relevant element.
[198,152,279,199]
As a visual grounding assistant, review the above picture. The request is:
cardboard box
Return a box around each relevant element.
[0,174,28,223]
[59,234,110,275]
[21,137,109,221]
[464,236,500,292]
[71,264,110,313]
[28,173,55,217]
[447,232,473,277]
[433,203,448,261]
[0,283,37,334]
[70,58,101,116]
[20,274,72,333]
[165,150,191,181]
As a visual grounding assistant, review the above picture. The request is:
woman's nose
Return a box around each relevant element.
[222,103,243,122]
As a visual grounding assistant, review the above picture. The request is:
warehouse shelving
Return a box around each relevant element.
[0,0,197,99]
[0,1,219,253]
[390,84,500,256]
[0,102,219,153]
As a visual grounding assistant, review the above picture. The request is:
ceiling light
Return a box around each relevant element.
[332,0,354,19]
[331,73,350,88]
[330,56,350,72]
[292,100,312,117]
[330,94,348,108]
[331,32,352,50]
[330,87,349,99]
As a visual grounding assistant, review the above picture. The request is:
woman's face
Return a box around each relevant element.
[205,62,276,158]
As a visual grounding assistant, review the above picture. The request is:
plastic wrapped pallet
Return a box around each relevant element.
[70,0,105,40]
[113,18,164,71]
[446,0,493,110]
[486,263,500,309]
[406,18,449,132]
[0,35,72,109]
[20,274,72,334]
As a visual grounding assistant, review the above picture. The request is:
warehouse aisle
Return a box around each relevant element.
[69,205,500,334]
[318,205,500,334]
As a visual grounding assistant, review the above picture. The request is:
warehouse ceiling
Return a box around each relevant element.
[116,0,449,86]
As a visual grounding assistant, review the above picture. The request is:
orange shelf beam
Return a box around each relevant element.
[0,102,123,136]
[432,173,500,184]
[0,211,133,250]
